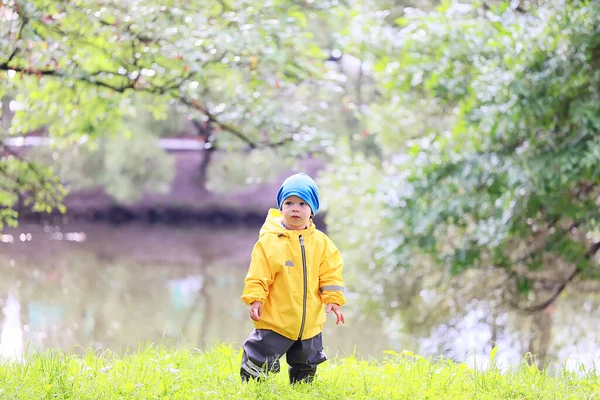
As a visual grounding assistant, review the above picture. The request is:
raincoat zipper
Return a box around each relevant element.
[298,235,307,340]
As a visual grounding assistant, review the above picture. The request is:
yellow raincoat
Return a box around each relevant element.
[241,209,346,341]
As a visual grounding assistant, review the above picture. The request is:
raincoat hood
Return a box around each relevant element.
[258,208,315,238]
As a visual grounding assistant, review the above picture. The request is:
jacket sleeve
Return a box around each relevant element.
[241,241,273,306]
[319,237,347,306]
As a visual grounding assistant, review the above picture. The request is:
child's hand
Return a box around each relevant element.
[249,301,262,321]
[326,304,345,325]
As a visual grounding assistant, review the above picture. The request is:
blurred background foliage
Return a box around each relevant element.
[2,0,600,368]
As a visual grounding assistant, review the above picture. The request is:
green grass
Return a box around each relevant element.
[0,345,598,399]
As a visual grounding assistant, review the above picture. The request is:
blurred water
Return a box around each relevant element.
[0,222,388,360]
[1,222,599,372]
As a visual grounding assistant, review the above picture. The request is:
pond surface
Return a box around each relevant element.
[1,221,599,372]
[0,222,391,361]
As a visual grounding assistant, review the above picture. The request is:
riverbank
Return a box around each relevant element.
[17,154,326,228]
[0,346,597,399]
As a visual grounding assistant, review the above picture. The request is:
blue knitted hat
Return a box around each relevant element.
[276,173,320,216]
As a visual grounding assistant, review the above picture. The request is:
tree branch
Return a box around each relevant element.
[179,97,256,148]
[0,140,64,207]
[0,64,137,92]
[519,240,600,312]
[3,18,28,65]
[264,136,294,148]
[0,63,284,151]
[519,267,579,312]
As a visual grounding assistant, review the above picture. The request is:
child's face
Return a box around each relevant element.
[281,195,312,230]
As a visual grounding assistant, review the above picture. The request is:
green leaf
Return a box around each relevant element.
[490,345,499,365]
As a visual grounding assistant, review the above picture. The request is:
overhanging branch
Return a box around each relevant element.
[0,64,138,92]
[0,3,290,152]
[0,63,294,151]
[0,140,64,207]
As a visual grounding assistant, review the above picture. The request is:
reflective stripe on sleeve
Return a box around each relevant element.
[319,285,344,293]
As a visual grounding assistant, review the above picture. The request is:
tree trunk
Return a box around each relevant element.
[196,146,214,192]
[527,302,554,369]
[490,312,498,351]
[191,119,215,192]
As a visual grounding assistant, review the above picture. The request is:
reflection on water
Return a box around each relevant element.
[0,292,23,361]
[1,222,600,372]
[0,222,389,361]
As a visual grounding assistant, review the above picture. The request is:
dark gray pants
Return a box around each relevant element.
[240,329,327,384]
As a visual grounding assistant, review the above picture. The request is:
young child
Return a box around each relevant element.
[240,173,346,384]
